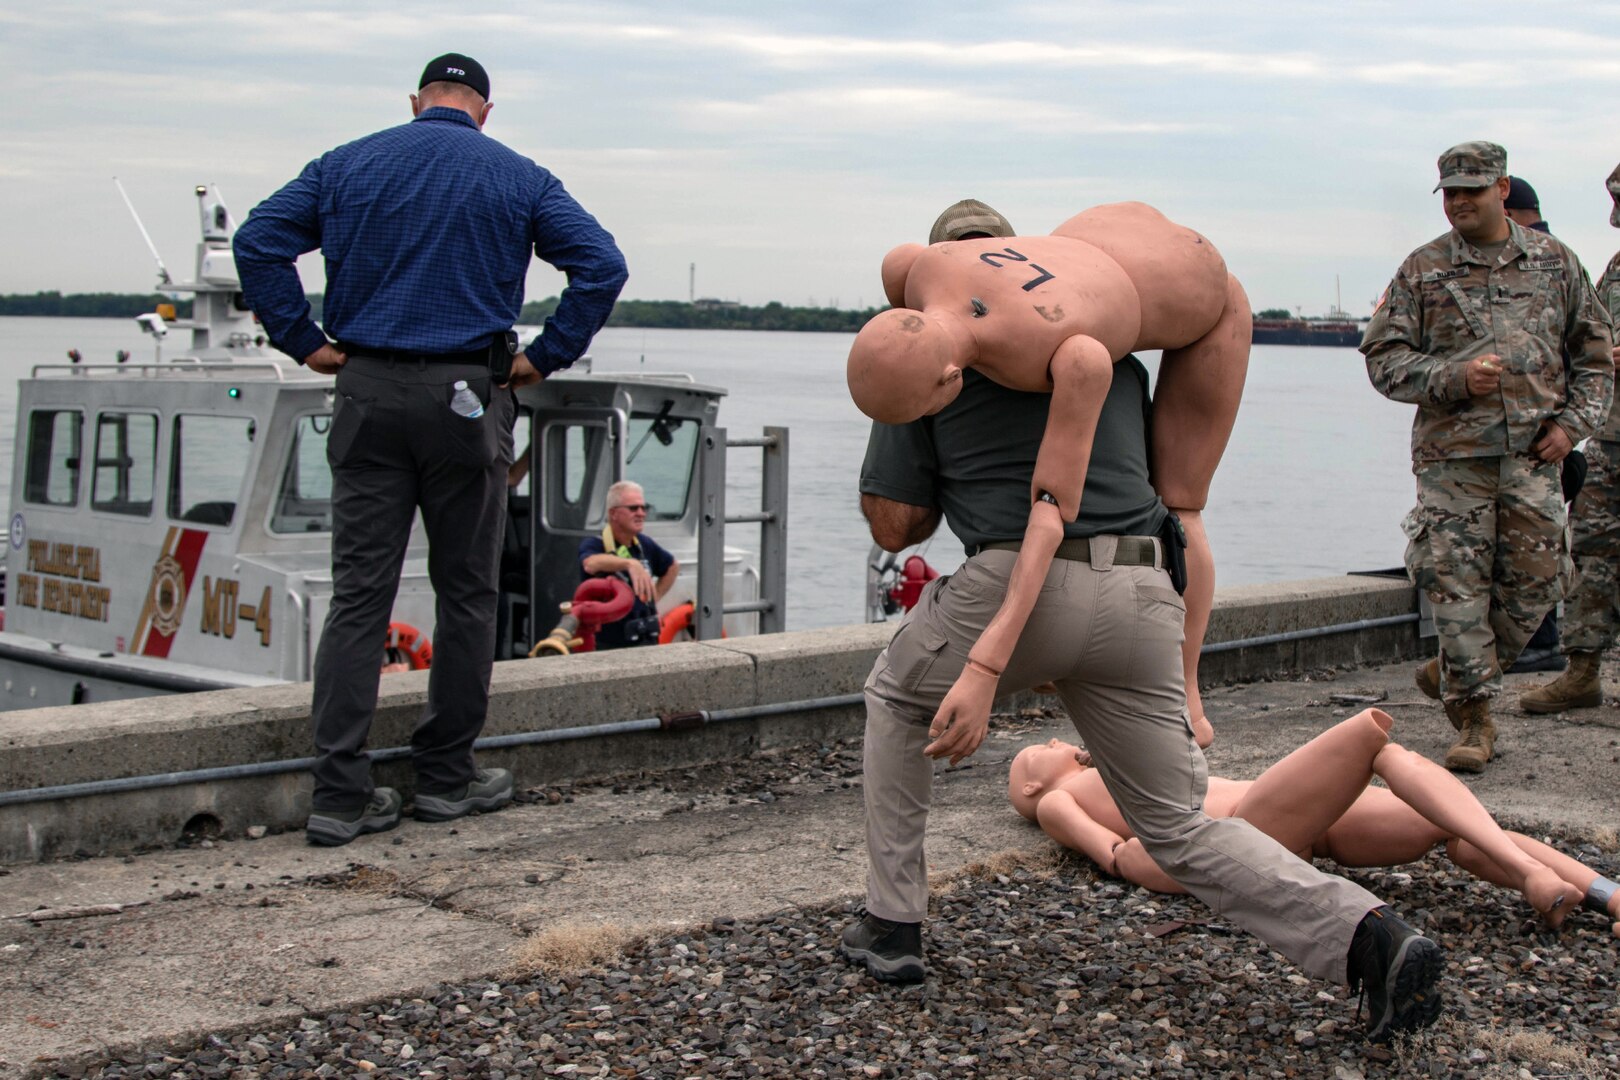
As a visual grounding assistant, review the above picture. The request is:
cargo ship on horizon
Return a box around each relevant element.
[1251,312,1367,348]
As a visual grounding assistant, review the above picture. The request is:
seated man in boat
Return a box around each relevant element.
[1010,708,1618,938]
[578,480,679,649]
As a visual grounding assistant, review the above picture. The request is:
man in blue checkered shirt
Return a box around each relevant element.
[235,52,627,848]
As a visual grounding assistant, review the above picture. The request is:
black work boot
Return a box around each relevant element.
[1346,905,1444,1043]
[839,913,925,983]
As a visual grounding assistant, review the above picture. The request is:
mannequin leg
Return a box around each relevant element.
[1151,274,1251,746]
[1373,742,1581,924]
[1229,708,1390,853]
[1448,833,1613,914]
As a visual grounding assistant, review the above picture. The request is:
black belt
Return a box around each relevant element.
[977,535,1160,567]
[338,339,494,366]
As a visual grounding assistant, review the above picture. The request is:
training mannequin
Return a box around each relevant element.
[850,203,1248,749]
[1010,708,1619,936]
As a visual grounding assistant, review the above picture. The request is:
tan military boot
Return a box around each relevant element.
[1444,698,1496,773]
[1518,650,1603,714]
[1415,658,1441,701]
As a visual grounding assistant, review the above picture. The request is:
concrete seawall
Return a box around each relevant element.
[0,575,1420,863]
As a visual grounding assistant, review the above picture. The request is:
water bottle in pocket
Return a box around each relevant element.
[442,378,499,468]
[450,379,485,419]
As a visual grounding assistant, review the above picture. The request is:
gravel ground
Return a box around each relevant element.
[40,734,1620,1080]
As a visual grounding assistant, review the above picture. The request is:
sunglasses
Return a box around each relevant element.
[613,503,651,513]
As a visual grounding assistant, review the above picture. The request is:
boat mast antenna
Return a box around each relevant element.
[113,177,173,286]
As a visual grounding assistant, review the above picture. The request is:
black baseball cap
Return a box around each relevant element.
[1504,176,1539,212]
[419,53,490,100]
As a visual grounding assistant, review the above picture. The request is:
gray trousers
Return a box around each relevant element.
[310,355,514,811]
[862,540,1381,983]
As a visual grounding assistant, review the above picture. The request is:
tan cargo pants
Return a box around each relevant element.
[861,540,1381,983]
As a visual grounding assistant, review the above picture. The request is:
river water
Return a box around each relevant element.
[0,317,1417,630]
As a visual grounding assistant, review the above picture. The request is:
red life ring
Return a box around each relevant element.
[658,602,727,644]
[384,621,433,670]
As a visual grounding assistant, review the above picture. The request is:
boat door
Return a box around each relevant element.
[511,405,625,655]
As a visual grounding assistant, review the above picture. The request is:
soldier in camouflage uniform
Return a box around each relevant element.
[1520,163,1620,715]
[1362,141,1614,772]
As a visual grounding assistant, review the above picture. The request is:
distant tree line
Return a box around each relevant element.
[0,291,194,318]
[521,296,884,333]
[1254,308,1293,320]
[0,291,881,332]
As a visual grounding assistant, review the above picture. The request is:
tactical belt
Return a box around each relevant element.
[338,339,495,366]
[977,535,1160,567]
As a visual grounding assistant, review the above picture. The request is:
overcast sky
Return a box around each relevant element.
[6,2,1620,317]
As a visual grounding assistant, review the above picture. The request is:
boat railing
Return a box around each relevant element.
[695,425,788,638]
[30,362,298,381]
[564,371,699,386]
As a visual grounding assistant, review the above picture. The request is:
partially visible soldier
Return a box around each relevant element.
[1362,141,1614,772]
[1520,163,1620,715]
[1503,176,1550,234]
[1500,175,1569,675]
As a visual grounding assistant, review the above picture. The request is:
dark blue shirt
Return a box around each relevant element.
[579,531,675,649]
[234,107,627,375]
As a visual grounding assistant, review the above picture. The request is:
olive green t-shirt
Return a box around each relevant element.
[859,356,1167,554]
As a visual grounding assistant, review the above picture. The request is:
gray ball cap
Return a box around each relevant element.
[929,199,1015,245]
[1608,162,1620,228]
[1434,141,1507,192]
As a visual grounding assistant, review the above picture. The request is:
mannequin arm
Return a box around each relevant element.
[924,336,1113,764]
[971,334,1113,671]
[1034,793,1188,894]
[1112,838,1189,895]
[1034,790,1126,875]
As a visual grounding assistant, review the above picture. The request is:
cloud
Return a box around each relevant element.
[684,84,1207,138]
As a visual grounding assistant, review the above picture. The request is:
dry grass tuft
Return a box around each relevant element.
[932,845,1066,894]
[342,865,402,894]
[1590,824,1618,853]
[1425,1017,1612,1080]
[506,922,638,978]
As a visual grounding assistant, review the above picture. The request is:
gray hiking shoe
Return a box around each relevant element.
[414,768,515,822]
[306,788,403,847]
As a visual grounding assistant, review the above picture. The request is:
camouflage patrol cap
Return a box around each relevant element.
[928,199,1015,244]
[1433,141,1507,192]
[1608,162,1620,227]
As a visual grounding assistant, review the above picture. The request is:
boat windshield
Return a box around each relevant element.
[271,413,333,534]
[170,415,254,528]
[622,412,697,521]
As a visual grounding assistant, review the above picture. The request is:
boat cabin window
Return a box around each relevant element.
[544,422,611,531]
[270,413,334,534]
[91,412,157,517]
[169,414,254,528]
[23,409,83,507]
[624,412,697,521]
